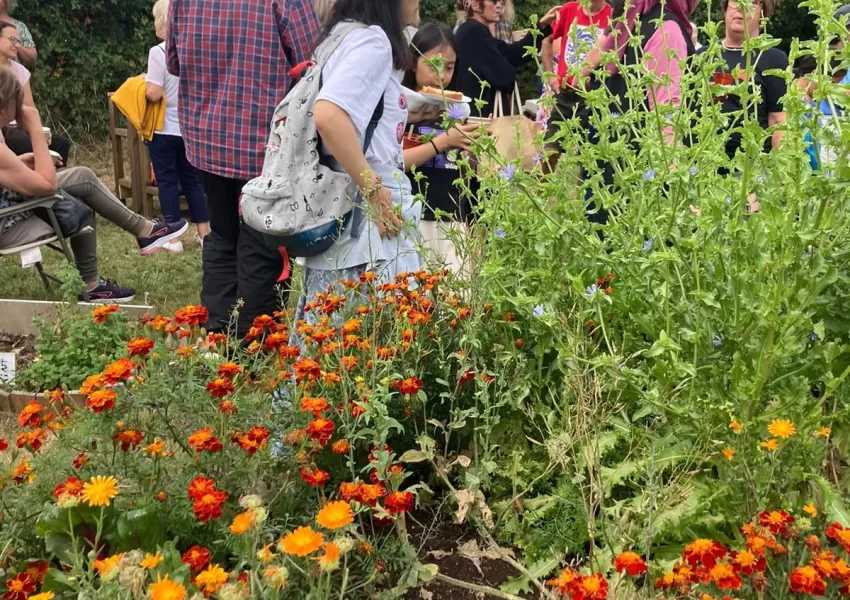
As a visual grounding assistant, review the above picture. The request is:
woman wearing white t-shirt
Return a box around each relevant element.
[144,0,209,247]
[291,0,422,330]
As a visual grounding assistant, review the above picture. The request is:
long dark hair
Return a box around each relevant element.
[321,0,410,71]
[402,23,459,90]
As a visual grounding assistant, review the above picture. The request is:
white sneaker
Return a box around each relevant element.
[163,241,184,254]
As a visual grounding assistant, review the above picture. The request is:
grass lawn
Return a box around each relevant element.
[0,139,203,314]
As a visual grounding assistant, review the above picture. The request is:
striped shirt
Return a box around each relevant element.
[166,0,321,180]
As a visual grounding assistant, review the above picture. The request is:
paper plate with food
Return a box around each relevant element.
[418,86,471,104]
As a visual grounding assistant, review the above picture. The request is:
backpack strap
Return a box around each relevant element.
[350,95,385,239]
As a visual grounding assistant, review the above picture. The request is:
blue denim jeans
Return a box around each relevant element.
[146,133,209,223]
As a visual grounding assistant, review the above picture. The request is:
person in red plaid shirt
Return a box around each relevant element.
[166,0,321,336]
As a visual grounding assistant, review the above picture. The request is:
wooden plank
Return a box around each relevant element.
[0,299,154,337]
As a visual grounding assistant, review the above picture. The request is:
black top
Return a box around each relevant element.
[699,45,788,157]
[406,119,477,222]
[456,19,552,117]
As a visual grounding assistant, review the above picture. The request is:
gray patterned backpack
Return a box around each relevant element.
[240,22,384,258]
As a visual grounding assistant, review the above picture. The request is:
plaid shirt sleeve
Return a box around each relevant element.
[278,0,322,67]
[165,0,180,76]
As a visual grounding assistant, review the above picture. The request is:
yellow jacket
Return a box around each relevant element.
[110,75,165,142]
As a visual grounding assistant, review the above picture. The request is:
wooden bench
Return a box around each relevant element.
[107,94,158,219]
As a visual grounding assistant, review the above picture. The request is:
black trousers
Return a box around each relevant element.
[197,170,289,337]
[3,126,72,166]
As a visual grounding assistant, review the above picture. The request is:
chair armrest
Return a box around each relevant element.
[0,194,61,219]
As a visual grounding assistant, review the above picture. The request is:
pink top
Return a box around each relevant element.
[6,61,30,127]
[642,21,689,111]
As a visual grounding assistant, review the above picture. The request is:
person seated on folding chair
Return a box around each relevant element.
[0,68,187,302]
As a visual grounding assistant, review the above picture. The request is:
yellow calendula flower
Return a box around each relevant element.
[93,553,123,577]
[803,504,818,518]
[140,552,164,569]
[767,419,796,439]
[280,526,324,557]
[760,438,779,452]
[30,593,56,600]
[815,427,831,439]
[148,575,186,600]
[730,420,743,434]
[82,476,119,507]
[313,542,341,572]
[256,544,277,563]
[721,448,735,461]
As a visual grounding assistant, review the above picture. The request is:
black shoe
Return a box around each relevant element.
[138,219,189,256]
[83,278,135,304]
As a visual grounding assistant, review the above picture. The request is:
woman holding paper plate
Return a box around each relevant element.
[402,23,480,273]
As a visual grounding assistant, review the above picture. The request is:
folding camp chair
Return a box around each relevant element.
[0,194,78,289]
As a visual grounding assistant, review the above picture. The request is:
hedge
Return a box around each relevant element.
[17,0,815,136]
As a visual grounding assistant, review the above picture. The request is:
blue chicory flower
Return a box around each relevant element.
[447,103,467,121]
[494,228,506,239]
[809,331,819,342]
[689,166,698,176]
[533,305,545,318]
[643,169,655,181]
[642,238,654,252]
[500,165,517,181]
[585,284,599,298]
[713,335,723,347]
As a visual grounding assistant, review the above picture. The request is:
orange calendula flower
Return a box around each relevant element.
[206,378,235,398]
[767,419,796,439]
[683,539,727,568]
[760,438,779,452]
[127,337,155,357]
[148,575,187,600]
[730,420,743,433]
[316,500,354,530]
[93,553,123,576]
[815,426,831,438]
[614,551,647,576]
[332,439,350,455]
[789,566,826,595]
[281,526,324,557]
[92,304,120,324]
[82,476,119,507]
[230,510,256,534]
[803,503,818,518]
[195,564,228,596]
[314,542,341,571]
[140,553,164,570]
[721,448,734,461]
[86,389,117,413]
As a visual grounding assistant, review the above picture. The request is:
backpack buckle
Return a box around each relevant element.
[288,60,315,80]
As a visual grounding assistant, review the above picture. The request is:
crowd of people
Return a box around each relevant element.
[0,0,846,329]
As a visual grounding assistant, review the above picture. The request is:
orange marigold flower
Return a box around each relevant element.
[730,420,743,433]
[300,466,331,488]
[342,319,361,335]
[827,522,850,552]
[746,534,770,557]
[789,566,826,595]
[188,427,223,453]
[265,332,289,352]
[812,556,836,579]
[614,552,647,576]
[127,337,155,357]
[217,362,241,379]
[293,358,321,382]
[206,378,235,398]
[573,573,608,600]
[230,511,257,535]
[174,305,209,327]
[709,563,741,590]
[281,526,324,557]
[175,346,195,358]
[232,426,270,455]
[53,476,84,499]
[17,401,45,428]
[803,503,818,518]
[805,535,821,552]
[384,491,414,515]
[79,373,106,396]
[815,426,831,438]
[306,418,335,446]
[391,377,423,396]
[92,304,120,323]
[758,510,794,536]
[112,428,144,452]
[102,357,136,385]
[86,388,117,413]
[332,440,350,455]
[206,333,227,346]
[767,419,796,439]
[683,539,727,568]
[11,458,33,484]
[760,438,779,452]
[731,550,765,575]
[218,400,238,414]
[300,396,330,415]
[195,564,228,596]
[4,573,37,599]
[16,428,47,452]
[316,500,354,530]
[182,546,212,572]
[72,452,88,469]
[143,438,167,456]
[187,476,218,501]
[341,356,358,370]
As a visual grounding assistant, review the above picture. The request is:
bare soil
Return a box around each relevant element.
[0,332,37,372]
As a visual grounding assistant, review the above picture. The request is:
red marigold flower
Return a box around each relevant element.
[217,362,241,379]
[264,332,288,352]
[206,377,235,398]
[789,565,827,595]
[187,476,219,501]
[23,561,48,584]
[358,483,387,506]
[253,314,275,330]
[548,567,580,595]
[101,357,136,385]
[112,428,144,452]
[332,440,350,455]
[280,345,301,360]
[806,535,821,552]
[174,304,209,327]
[300,396,330,415]
[192,490,228,522]
[17,401,45,428]
[384,491,414,515]
[614,551,647,576]
[827,522,850,552]
[187,427,223,453]
[92,304,119,324]
[709,563,742,590]
[218,400,238,414]
[340,482,360,502]
[15,428,46,452]
[53,476,85,499]
[459,370,475,385]
[182,545,212,572]
[0,438,7,452]
[391,377,423,396]
[758,510,795,536]
[232,426,270,455]
[206,333,227,346]
[72,452,88,469]
[730,550,766,575]
[307,418,335,446]
[127,337,155,357]
[300,467,330,488]
[86,389,117,413]
[572,573,608,600]
[3,572,36,600]
[683,539,727,569]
